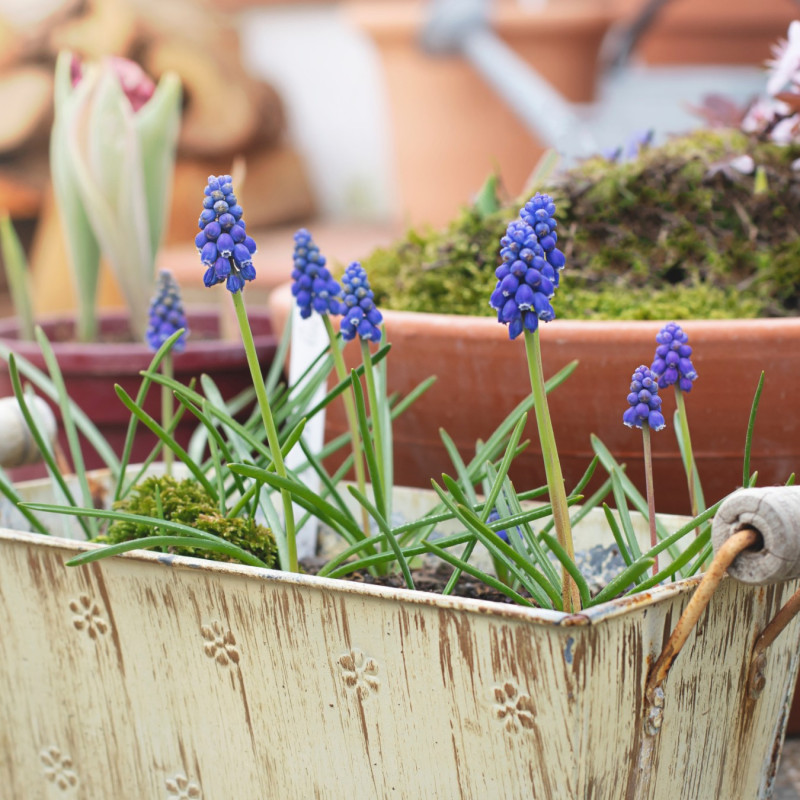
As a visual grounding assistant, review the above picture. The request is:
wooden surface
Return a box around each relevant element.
[0,523,798,798]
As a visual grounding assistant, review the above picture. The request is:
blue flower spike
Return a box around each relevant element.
[491,193,566,340]
[650,322,698,392]
[622,365,666,431]
[487,509,508,543]
[339,262,383,342]
[145,269,189,353]
[196,175,257,294]
[291,229,343,319]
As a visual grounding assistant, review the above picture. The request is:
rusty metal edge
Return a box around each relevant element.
[0,527,704,628]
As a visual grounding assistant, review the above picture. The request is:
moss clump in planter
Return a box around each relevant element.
[95,475,278,567]
[364,129,800,320]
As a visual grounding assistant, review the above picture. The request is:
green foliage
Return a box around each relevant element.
[50,51,182,341]
[98,475,278,567]
[8,145,783,610]
[363,129,800,320]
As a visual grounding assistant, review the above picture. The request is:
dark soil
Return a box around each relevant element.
[301,558,529,605]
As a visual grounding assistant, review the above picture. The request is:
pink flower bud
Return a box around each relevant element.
[70,55,156,112]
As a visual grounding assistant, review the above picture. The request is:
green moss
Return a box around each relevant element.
[362,128,800,320]
[96,476,278,567]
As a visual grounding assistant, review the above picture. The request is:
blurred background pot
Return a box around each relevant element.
[612,0,799,66]
[0,307,277,474]
[346,0,617,227]
[270,282,800,516]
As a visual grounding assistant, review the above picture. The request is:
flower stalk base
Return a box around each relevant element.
[232,291,297,572]
[524,329,580,612]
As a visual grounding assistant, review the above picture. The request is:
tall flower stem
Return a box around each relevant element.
[323,315,370,537]
[232,291,297,572]
[641,424,658,576]
[675,386,698,517]
[360,337,388,516]
[161,353,174,475]
[524,329,580,612]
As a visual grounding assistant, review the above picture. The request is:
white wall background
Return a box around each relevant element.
[239,4,397,222]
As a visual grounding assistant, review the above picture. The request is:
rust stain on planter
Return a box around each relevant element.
[235,667,257,752]
[561,612,591,626]
[90,560,125,677]
[2,523,800,797]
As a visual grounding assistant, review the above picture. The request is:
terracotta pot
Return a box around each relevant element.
[346,1,617,227]
[614,0,798,66]
[269,282,800,517]
[0,472,799,796]
[0,307,277,473]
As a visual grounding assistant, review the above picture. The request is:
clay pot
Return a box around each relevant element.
[345,0,617,227]
[0,307,277,473]
[270,282,800,516]
[614,0,798,66]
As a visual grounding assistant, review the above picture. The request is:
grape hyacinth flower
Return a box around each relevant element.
[337,261,393,540]
[488,509,522,545]
[520,193,566,275]
[622,365,666,431]
[493,194,578,611]
[490,193,566,340]
[145,270,188,353]
[145,269,187,475]
[488,508,508,543]
[340,262,383,342]
[623,365,664,573]
[195,177,295,569]
[195,175,257,294]
[291,229,342,318]
[290,234,370,536]
[601,129,654,164]
[651,322,701,515]
[650,322,698,391]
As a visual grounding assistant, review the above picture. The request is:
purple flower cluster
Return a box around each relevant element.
[340,262,383,342]
[195,175,257,294]
[146,270,188,353]
[291,229,342,318]
[650,322,698,392]
[623,365,666,431]
[601,128,654,164]
[490,193,566,340]
[488,508,522,544]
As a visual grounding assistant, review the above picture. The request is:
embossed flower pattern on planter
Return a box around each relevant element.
[40,745,78,790]
[166,772,202,799]
[69,594,108,639]
[338,648,380,698]
[492,682,536,733]
[201,621,240,666]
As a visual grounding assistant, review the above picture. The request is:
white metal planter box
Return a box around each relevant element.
[0,480,798,799]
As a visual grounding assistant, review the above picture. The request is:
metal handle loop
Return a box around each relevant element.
[641,527,800,735]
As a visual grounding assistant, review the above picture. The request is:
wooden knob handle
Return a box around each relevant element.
[0,396,57,469]
[711,487,800,584]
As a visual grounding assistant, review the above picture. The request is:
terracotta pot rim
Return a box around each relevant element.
[0,306,275,360]
[270,279,800,341]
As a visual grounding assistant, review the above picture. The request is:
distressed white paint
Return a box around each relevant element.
[0,475,798,798]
